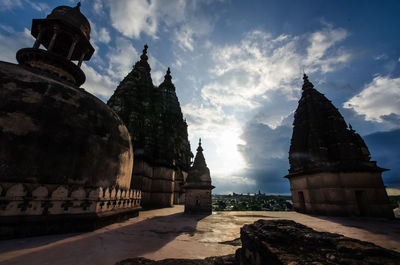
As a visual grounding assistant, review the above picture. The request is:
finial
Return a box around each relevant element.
[76,2,81,9]
[163,67,172,83]
[349,123,355,132]
[302,73,314,90]
[140,44,148,61]
[197,138,203,152]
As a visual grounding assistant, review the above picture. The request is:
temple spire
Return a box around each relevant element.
[197,138,203,152]
[302,73,314,90]
[164,67,172,83]
[193,138,206,168]
[140,44,148,61]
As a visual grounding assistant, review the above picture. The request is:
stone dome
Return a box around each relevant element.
[47,3,91,40]
[0,61,134,189]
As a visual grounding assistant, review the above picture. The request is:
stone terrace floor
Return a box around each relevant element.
[0,205,399,265]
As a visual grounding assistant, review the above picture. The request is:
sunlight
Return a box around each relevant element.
[213,128,247,175]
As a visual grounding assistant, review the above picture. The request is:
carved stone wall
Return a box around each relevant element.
[0,182,141,238]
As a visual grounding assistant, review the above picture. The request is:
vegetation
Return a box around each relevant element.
[212,193,293,211]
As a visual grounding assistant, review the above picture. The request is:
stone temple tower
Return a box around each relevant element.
[286,74,393,218]
[0,2,141,238]
[108,47,192,208]
[184,139,215,213]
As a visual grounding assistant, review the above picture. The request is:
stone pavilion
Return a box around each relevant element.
[286,74,393,218]
[184,139,215,213]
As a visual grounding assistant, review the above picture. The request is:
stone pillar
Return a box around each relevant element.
[67,35,79,60]
[33,26,44,49]
[78,51,87,67]
[47,25,60,52]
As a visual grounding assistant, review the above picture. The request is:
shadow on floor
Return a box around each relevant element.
[308,214,400,243]
[0,211,210,265]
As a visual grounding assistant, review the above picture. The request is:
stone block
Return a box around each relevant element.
[51,186,68,199]
[103,188,110,199]
[89,187,103,199]
[238,220,400,265]
[32,186,49,198]
[71,187,86,199]
[5,184,27,198]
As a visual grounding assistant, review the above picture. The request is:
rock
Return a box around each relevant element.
[115,255,238,265]
[238,219,400,265]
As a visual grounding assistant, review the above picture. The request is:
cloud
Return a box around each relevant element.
[364,129,400,188]
[24,0,50,13]
[0,27,34,63]
[104,0,213,53]
[0,24,15,34]
[81,64,117,100]
[174,25,195,51]
[305,26,348,70]
[106,37,138,80]
[178,25,351,193]
[182,102,246,176]
[107,0,158,39]
[343,76,400,126]
[0,0,22,10]
[201,26,350,115]
[93,0,105,15]
[98,28,111,44]
[235,116,292,194]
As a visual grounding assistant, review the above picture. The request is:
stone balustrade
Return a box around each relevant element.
[0,182,141,217]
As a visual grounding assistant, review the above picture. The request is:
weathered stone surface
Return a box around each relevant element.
[238,219,400,265]
[0,62,133,189]
[115,255,238,265]
[0,3,138,238]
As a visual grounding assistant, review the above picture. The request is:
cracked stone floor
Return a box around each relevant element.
[0,205,399,265]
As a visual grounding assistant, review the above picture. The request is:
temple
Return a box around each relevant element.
[107,47,193,208]
[184,139,215,213]
[286,74,393,217]
[0,3,141,238]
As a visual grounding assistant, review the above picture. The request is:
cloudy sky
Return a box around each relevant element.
[1,0,399,194]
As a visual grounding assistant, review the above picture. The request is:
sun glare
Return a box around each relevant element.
[213,129,247,175]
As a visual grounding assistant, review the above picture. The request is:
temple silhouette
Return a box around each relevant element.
[107,46,193,208]
[286,74,393,217]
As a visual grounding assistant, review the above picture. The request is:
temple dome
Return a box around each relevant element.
[0,61,134,189]
[46,3,91,40]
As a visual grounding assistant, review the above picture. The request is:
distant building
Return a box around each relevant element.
[0,3,141,238]
[184,139,215,213]
[107,46,193,208]
[286,74,393,218]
